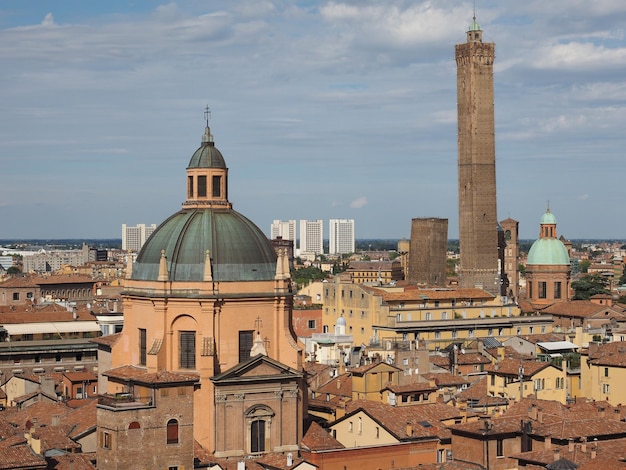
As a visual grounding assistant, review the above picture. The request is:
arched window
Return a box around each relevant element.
[166,419,179,444]
[129,422,141,430]
[246,405,274,454]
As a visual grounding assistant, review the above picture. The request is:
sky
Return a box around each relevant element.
[1,1,625,241]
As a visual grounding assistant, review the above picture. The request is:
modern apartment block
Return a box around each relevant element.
[299,219,323,256]
[270,219,296,242]
[121,223,156,251]
[328,218,355,255]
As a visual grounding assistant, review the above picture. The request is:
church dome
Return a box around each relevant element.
[132,208,276,282]
[540,211,557,225]
[187,132,226,169]
[527,238,570,266]
[131,119,276,282]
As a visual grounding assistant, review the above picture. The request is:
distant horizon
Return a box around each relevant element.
[2,237,625,244]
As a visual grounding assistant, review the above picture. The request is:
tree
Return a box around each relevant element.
[578,259,591,273]
[571,273,610,300]
[6,266,21,275]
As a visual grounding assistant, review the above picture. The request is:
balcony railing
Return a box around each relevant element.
[97,392,154,411]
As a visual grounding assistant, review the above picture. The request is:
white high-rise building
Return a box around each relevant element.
[329,219,355,255]
[122,223,157,251]
[270,220,296,242]
[299,220,323,256]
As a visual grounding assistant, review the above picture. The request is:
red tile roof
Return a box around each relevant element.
[104,365,200,384]
[343,400,463,440]
[301,421,344,451]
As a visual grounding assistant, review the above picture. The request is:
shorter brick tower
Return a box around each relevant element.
[500,218,520,300]
[408,218,448,287]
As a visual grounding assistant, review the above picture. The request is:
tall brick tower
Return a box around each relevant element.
[456,16,499,295]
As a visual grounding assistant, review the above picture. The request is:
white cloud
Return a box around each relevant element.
[534,42,626,70]
[41,13,55,26]
[350,197,368,209]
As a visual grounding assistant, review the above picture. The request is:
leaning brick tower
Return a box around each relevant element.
[456,16,499,296]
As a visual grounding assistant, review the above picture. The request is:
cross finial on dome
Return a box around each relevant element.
[547,200,551,213]
[204,105,211,127]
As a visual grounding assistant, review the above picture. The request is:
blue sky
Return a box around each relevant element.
[1,1,625,240]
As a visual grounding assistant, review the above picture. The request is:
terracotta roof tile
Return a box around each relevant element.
[104,365,200,384]
[0,445,46,469]
[343,400,463,440]
[486,358,550,377]
[314,373,352,398]
[586,341,626,367]
[422,372,470,388]
[301,421,344,451]
[90,333,121,348]
[382,381,437,393]
[371,287,494,302]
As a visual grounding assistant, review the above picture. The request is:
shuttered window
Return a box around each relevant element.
[251,420,265,453]
[239,330,254,363]
[180,331,196,369]
[167,419,179,444]
[139,329,146,366]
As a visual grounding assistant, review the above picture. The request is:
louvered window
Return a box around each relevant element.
[239,330,254,363]
[139,329,146,366]
[180,331,196,369]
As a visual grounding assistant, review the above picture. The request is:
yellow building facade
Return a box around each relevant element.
[322,277,553,350]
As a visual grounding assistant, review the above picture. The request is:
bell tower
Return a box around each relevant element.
[456,16,499,295]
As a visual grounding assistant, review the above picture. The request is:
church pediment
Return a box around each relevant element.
[211,354,302,385]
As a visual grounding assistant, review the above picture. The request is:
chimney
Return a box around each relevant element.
[591,444,597,459]
[581,437,587,453]
[406,422,413,437]
[287,453,293,467]
[598,406,605,418]
[615,408,621,421]
[529,405,538,420]
[568,439,575,452]
[537,408,543,424]
[554,448,560,461]
[51,415,61,427]
[544,435,552,450]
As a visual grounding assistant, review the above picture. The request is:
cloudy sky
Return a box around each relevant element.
[1,1,625,241]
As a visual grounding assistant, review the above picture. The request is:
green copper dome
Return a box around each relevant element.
[527,238,570,266]
[132,208,276,282]
[131,121,276,282]
[187,127,226,169]
[540,211,557,225]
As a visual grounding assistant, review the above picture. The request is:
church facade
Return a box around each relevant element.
[96,120,304,469]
